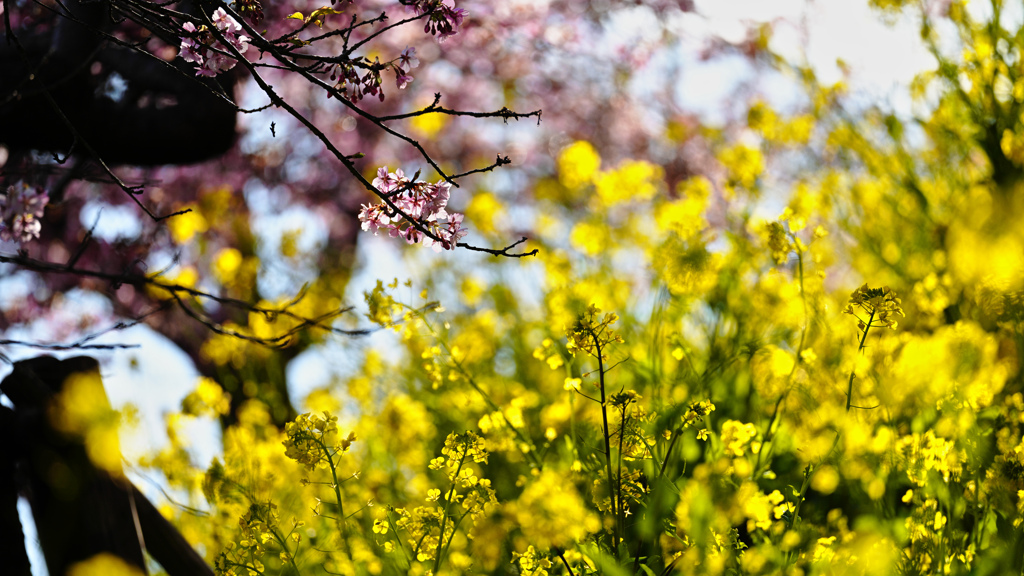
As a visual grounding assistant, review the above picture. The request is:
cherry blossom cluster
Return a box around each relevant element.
[411,0,468,41]
[358,167,468,251]
[179,9,250,77]
[329,47,418,102]
[0,181,49,243]
[330,61,384,102]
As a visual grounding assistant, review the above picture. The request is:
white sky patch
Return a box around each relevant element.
[286,233,410,412]
[677,0,936,118]
[80,201,143,242]
[800,3,934,97]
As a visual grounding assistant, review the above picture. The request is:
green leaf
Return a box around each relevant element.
[579,544,630,576]
[307,7,343,27]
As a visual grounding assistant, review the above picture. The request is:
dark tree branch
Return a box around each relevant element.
[0,252,372,347]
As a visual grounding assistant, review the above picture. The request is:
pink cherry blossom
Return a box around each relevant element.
[358,204,391,233]
[372,166,395,193]
[422,181,450,220]
[400,47,420,70]
[440,213,467,248]
[211,8,241,32]
[395,69,414,90]
[178,10,249,77]
[357,167,466,250]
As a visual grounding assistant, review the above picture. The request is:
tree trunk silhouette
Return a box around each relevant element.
[0,356,214,576]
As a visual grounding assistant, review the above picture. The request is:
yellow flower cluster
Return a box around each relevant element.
[48,369,126,475]
[683,399,716,428]
[364,279,403,326]
[68,554,144,576]
[736,482,788,532]
[282,411,355,472]
[214,502,280,576]
[438,431,489,468]
[844,284,905,331]
[512,470,600,550]
[565,304,623,358]
[532,338,564,370]
[718,143,765,193]
[720,420,760,457]
[511,545,552,576]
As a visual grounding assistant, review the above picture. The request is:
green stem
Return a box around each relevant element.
[439,507,472,567]
[433,447,468,574]
[316,437,347,522]
[795,245,808,355]
[386,509,412,567]
[569,387,579,464]
[788,465,814,531]
[456,355,543,468]
[412,532,429,558]
[657,427,681,480]
[593,334,619,551]
[227,558,267,576]
[756,242,807,476]
[617,403,627,543]
[846,308,875,412]
[634,424,685,576]
[783,464,815,568]
[270,526,302,575]
[315,435,351,558]
[556,548,577,576]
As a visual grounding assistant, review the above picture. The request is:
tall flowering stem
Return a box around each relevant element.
[843,284,904,412]
[783,463,816,568]
[282,412,357,548]
[566,304,625,552]
[432,440,467,574]
[610,390,639,547]
[430,431,489,573]
[756,220,823,475]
